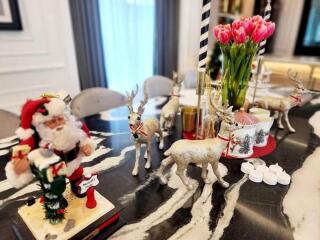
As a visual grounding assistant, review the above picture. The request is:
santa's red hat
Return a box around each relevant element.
[15,97,67,148]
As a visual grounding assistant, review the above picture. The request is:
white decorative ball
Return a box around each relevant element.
[269,163,283,175]
[263,170,277,185]
[249,169,263,183]
[277,171,291,185]
[241,162,254,174]
[256,164,269,174]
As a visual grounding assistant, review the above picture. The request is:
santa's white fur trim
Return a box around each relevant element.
[5,162,34,188]
[15,127,34,140]
[32,99,66,125]
[45,99,66,116]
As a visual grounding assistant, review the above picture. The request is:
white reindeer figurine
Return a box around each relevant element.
[160,72,184,134]
[126,85,164,176]
[157,104,242,190]
[255,69,309,133]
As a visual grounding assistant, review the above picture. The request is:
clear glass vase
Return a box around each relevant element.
[220,45,256,110]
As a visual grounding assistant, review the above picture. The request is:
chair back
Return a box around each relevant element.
[143,76,173,98]
[71,88,126,118]
[0,109,20,139]
[183,70,197,89]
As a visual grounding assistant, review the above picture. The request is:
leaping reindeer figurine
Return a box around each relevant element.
[255,69,309,133]
[160,72,184,134]
[126,85,164,176]
[157,103,242,190]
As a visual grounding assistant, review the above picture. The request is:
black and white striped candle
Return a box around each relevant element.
[198,0,211,69]
[258,0,272,56]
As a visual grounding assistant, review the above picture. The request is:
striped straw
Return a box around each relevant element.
[258,0,272,56]
[198,0,211,69]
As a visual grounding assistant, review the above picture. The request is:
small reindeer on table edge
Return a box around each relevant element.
[255,69,309,133]
[160,72,184,135]
[126,85,164,176]
[157,103,242,190]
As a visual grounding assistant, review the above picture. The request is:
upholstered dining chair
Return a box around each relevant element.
[183,70,197,89]
[71,88,127,118]
[0,109,20,139]
[143,76,173,98]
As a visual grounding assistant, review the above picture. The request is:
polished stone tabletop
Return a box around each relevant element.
[1,96,320,240]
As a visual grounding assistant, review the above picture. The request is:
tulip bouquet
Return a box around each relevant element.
[213,15,275,109]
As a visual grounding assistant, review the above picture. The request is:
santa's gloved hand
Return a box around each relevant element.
[12,158,30,175]
[81,143,92,156]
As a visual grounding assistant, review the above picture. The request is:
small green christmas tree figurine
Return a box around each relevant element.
[28,149,68,224]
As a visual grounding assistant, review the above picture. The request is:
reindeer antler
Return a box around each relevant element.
[173,71,184,85]
[288,69,304,87]
[126,84,139,113]
[137,87,149,115]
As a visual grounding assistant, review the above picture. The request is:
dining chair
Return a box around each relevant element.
[183,70,197,89]
[71,88,127,118]
[0,109,20,139]
[143,76,173,98]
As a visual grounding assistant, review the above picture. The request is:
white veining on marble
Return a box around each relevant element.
[119,173,158,205]
[90,131,130,137]
[82,146,112,163]
[0,136,16,144]
[83,145,135,175]
[282,110,320,240]
[167,164,227,240]
[211,175,248,240]
[0,150,9,156]
[310,96,320,105]
[308,111,320,136]
[110,163,208,240]
[0,182,39,207]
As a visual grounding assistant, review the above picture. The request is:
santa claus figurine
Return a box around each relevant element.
[5,95,96,198]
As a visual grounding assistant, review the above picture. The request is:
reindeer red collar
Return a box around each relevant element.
[126,85,164,176]
[129,122,148,137]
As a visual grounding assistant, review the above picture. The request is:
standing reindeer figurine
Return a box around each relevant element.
[126,85,164,176]
[160,72,184,134]
[255,69,309,133]
[157,104,242,190]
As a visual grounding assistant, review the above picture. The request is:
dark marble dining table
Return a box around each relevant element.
[1,96,320,240]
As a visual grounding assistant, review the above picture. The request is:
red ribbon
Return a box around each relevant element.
[170,93,180,97]
[129,122,148,137]
[218,134,240,157]
[290,95,302,104]
[51,162,65,176]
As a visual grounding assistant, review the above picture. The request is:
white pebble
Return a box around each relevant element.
[269,163,283,175]
[256,164,269,174]
[277,171,291,185]
[263,170,277,185]
[249,169,263,183]
[241,162,254,174]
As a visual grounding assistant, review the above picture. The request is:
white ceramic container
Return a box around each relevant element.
[254,116,274,147]
[249,107,270,118]
[226,111,258,158]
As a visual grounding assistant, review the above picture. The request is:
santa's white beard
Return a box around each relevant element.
[36,119,84,152]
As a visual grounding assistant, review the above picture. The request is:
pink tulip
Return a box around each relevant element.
[265,21,275,39]
[241,16,254,35]
[251,15,264,26]
[213,24,232,44]
[251,23,267,43]
[232,26,247,44]
[251,21,275,43]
